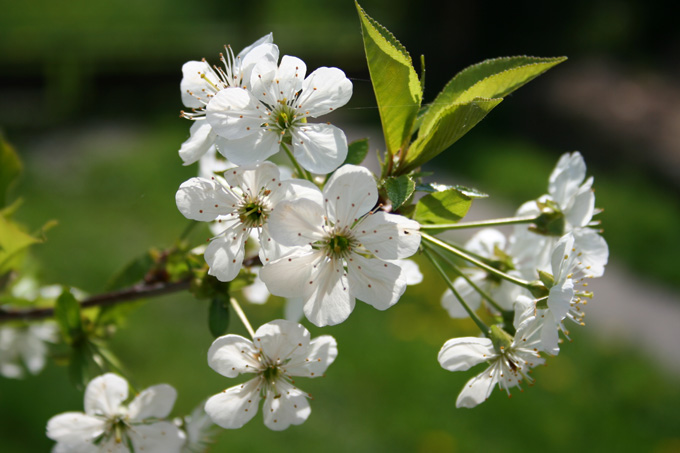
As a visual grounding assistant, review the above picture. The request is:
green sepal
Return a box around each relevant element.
[528,279,550,298]
[489,325,514,353]
[414,188,472,225]
[538,270,556,288]
[0,136,22,209]
[356,2,422,155]
[383,175,416,210]
[343,139,370,166]
[208,297,231,338]
[55,289,84,345]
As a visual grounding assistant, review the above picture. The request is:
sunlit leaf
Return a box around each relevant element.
[356,2,422,155]
[414,188,472,224]
[343,138,370,166]
[384,175,415,210]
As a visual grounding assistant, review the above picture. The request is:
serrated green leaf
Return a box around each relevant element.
[208,297,230,338]
[343,139,370,166]
[0,137,22,209]
[55,289,83,345]
[401,98,502,173]
[420,56,566,137]
[106,252,155,291]
[356,2,422,155]
[0,216,41,272]
[414,188,472,224]
[384,175,415,210]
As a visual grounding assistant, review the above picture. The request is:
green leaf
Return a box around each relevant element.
[68,343,90,390]
[415,183,488,198]
[383,175,415,210]
[356,2,422,155]
[0,137,22,208]
[55,289,83,345]
[420,56,567,137]
[343,139,370,166]
[208,297,230,338]
[400,98,502,173]
[0,216,41,272]
[414,188,472,225]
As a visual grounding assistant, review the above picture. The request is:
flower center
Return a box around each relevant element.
[326,232,355,259]
[262,365,281,383]
[238,200,268,228]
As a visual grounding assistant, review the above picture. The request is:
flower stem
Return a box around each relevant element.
[281,142,314,183]
[423,248,489,336]
[426,243,510,315]
[229,297,256,339]
[419,215,539,231]
[421,232,532,289]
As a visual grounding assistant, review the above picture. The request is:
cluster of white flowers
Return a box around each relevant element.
[437,152,609,407]
[29,28,609,452]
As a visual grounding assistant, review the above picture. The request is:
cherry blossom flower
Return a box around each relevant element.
[46,373,185,452]
[259,165,421,327]
[178,34,279,165]
[205,55,353,174]
[0,322,58,379]
[204,320,337,431]
[438,300,548,408]
[175,161,319,281]
[512,152,609,278]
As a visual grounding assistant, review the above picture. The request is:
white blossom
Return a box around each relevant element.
[512,152,609,278]
[175,161,319,281]
[206,55,353,174]
[0,323,58,379]
[178,34,279,165]
[438,301,548,408]
[259,165,421,327]
[46,373,185,452]
[204,320,337,431]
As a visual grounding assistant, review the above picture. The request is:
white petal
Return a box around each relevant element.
[204,378,261,429]
[455,368,497,408]
[291,123,347,174]
[550,233,577,283]
[46,412,105,446]
[241,269,271,305]
[564,177,594,228]
[128,384,177,420]
[284,298,305,323]
[346,255,405,310]
[547,279,574,322]
[181,61,220,108]
[548,151,586,207]
[466,228,507,258]
[19,332,48,375]
[176,177,238,222]
[273,55,307,99]
[205,233,247,282]
[268,178,324,207]
[355,211,421,260]
[283,335,338,378]
[303,256,355,327]
[179,121,216,166]
[400,259,423,285]
[438,337,495,372]
[253,320,311,362]
[239,41,279,86]
[259,250,320,298]
[84,373,128,417]
[214,131,281,166]
[267,199,326,247]
[129,422,186,453]
[440,272,485,319]
[262,382,311,431]
[208,334,261,378]
[323,164,377,227]
[206,88,264,140]
[223,161,276,193]
[238,33,274,59]
[572,228,609,277]
[299,67,353,117]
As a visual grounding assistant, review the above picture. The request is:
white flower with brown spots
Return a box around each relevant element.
[205,54,353,174]
[259,165,421,327]
[175,161,320,282]
[46,373,185,452]
[204,320,337,431]
[438,299,548,408]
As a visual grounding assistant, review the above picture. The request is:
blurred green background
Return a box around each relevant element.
[2,0,680,451]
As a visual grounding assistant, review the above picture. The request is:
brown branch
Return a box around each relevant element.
[0,279,192,323]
